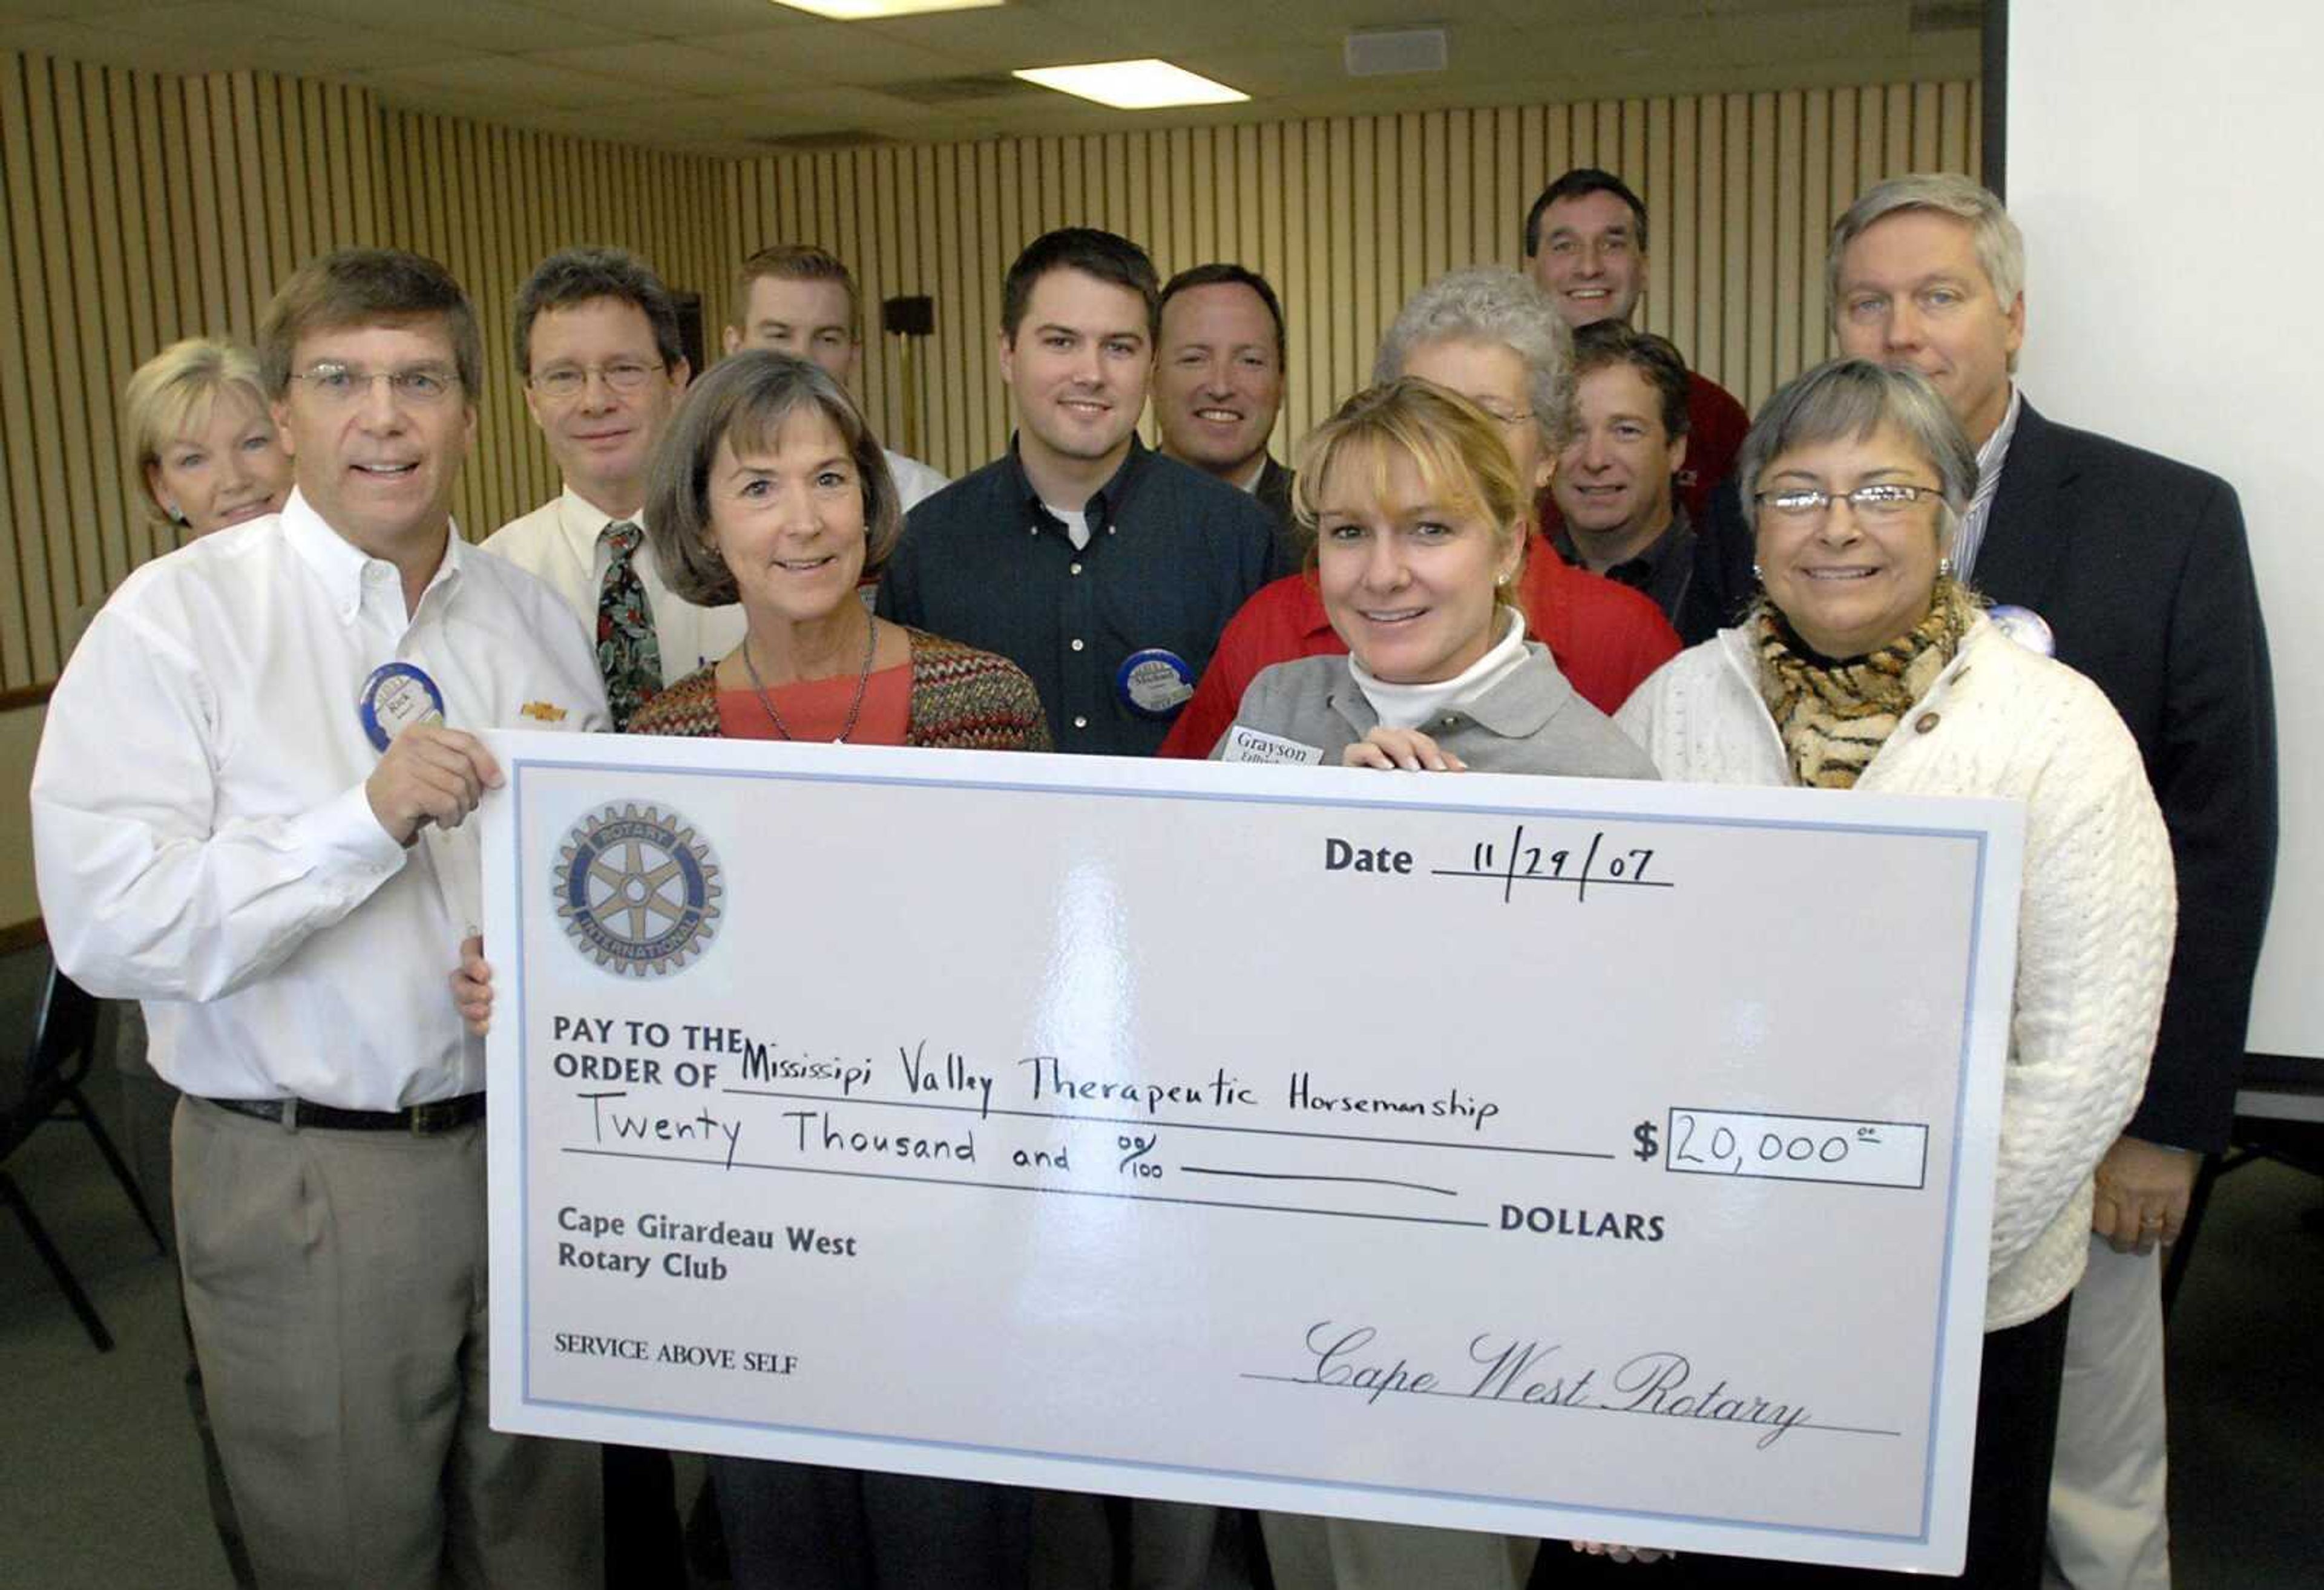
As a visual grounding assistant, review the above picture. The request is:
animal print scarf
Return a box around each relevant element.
[1753,580,1978,790]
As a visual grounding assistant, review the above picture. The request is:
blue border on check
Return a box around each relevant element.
[511,756,1997,1549]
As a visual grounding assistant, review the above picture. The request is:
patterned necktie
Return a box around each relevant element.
[596,520,662,731]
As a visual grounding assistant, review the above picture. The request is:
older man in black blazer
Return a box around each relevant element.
[1817,175,2274,1589]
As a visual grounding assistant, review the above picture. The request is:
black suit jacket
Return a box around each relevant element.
[1975,401,2276,1151]
[1254,457,1301,578]
[1686,400,2277,1150]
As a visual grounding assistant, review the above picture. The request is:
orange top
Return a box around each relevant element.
[715,661,913,745]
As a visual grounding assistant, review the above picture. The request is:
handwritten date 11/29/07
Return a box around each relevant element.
[1322,825,1672,904]
[1435,825,1673,905]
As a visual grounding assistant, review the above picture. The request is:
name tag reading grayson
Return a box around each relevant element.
[483,737,2020,1575]
[1220,725,1325,766]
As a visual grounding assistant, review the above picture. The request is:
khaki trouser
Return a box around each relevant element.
[2046,1239,2172,1589]
[174,1096,600,1589]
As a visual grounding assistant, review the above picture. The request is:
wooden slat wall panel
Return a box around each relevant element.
[3,50,1973,693]
[0,48,724,690]
[726,81,1979,480]
[365,110,723,557]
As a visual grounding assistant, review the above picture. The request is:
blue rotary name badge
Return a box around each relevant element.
[1987,604,2056,658]
[1116,648,1195,718]
[358,661,446,751]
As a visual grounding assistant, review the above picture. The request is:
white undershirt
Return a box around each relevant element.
[1046,503,1092,551]
[1350,607,1528,730]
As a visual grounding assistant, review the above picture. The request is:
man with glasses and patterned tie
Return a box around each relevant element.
[487,246,741,729]
[32,247,606,1586]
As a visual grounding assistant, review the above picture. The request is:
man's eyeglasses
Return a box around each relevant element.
[528,362,664,399]
[289,362,461,405]
[1755,483,1943,520]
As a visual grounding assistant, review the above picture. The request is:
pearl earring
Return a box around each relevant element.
[1937,556,1954,581]
[1751,562,1764,583]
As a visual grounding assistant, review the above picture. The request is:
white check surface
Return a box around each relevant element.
[484,732,2021,1573]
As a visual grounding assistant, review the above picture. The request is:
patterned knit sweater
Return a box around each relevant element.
[1617,617,2176,1329]
[628,626,1053,752]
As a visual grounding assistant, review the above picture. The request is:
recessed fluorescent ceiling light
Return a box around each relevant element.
[1013,60,1248,110]
[770,1,1005,19]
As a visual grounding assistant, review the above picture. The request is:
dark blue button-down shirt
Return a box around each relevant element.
[878,437,1284,756]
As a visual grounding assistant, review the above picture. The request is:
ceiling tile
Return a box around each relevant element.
[0,18,90,52]
[850,1,1114,66]
[268,0,640,53]
[519,0,814,32]
[527,39,794,97]
[0,0,188,16]
[0,0,1981,150]
[691,18,977,85]
[212,32,470,75]
[359,54,648,110]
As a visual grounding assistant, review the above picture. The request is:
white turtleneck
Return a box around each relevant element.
[1350,606,1528,730]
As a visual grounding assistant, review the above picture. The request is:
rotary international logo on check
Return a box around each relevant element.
[553,802,723,977]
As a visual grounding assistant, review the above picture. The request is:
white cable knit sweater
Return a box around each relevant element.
[1617,616,2176,1329]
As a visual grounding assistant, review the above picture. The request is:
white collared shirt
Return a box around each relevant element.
[483,487,747,684]
[31,488,609,1109]
[884,448,949,512]
[1952,385,2024,582]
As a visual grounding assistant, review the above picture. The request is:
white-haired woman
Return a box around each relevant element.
[1558,359,2174,1588]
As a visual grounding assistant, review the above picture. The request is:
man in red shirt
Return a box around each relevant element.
[1523,168,1750,519]
[1159,267,1678,759]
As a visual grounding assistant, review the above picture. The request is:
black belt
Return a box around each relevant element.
[208,1093,486,1136]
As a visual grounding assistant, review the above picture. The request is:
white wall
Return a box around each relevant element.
[2008,1,2324,1061]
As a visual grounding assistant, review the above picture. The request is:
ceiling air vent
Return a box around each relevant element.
[1344,27,1449,78]
[882,73,1045,106]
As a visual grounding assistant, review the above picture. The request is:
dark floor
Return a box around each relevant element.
[2,944,2319,1586]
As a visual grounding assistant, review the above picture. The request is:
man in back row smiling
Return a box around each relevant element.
[878,226,1282,757]
[1524,166,1751,522]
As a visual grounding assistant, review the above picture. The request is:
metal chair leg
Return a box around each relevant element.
[0,1167,115,1352]
[61,1080,167,1253]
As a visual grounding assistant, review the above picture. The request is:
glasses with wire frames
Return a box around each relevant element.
[1753,482,1945,520]
[527,361,668,400]
[287,362,461,406]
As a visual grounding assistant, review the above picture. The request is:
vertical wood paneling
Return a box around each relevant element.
[2,54,1977,692]
[0,51,728,689]
[0,53,47,687]
[723,80,1978,479]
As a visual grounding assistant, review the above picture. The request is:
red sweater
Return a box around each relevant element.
[1156,534,1681,759]
[1676,370,1752,519]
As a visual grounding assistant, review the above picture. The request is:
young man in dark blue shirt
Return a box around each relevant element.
[878,227,1282,757]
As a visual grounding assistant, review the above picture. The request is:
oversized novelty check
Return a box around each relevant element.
[484,731,2022,1574]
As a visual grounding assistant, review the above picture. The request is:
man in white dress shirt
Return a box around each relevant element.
[485,246,740,728]
[723,242,949,508]
[31,248,605,1589]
